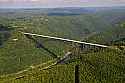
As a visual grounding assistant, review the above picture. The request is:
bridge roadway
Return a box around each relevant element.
[21,32,109,48]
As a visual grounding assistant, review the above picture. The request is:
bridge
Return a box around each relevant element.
[21,32,109,48]
[20,31,119,83]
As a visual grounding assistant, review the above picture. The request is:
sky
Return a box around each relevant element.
[0,0,125,8]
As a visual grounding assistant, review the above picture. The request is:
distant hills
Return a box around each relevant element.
[1,6,125,16]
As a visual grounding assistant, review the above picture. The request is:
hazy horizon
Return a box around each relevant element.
[0,0,125,8]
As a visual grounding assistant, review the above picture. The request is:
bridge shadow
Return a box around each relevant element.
[24,34,58,58]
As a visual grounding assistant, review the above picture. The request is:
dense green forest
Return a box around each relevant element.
[0,7,125,83]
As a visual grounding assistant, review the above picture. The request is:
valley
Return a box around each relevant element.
[0,7,125,83]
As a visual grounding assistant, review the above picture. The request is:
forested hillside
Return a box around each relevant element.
[0,7,125,83]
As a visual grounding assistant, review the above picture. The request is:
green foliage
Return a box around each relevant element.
[0,24,13,46]
[0,9,125,83]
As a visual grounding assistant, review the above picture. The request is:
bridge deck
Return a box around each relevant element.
[21,32,108,48]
